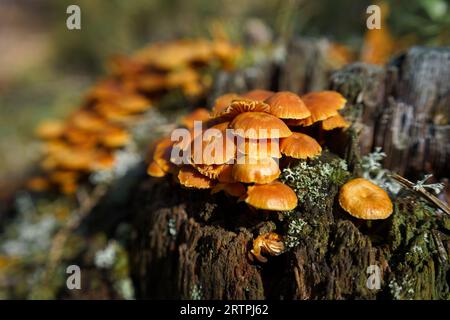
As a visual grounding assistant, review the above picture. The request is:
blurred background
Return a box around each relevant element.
[1,0,449,191]
[0,0,449,300]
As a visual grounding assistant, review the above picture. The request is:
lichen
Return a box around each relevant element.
[284,217,307,249]
[190,283,203,300]
[280,153,349,210]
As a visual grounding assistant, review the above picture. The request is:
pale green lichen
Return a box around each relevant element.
[388,275,415,300]
[280,154,349,210]
[190,283,203,300]
[285,218,307,249]
[168,218,177,238]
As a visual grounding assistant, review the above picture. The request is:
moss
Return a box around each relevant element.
[280,152,349,211]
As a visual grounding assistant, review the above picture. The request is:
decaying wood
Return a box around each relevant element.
[127,43,450,299]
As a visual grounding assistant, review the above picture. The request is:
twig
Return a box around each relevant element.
[388,173,450,216]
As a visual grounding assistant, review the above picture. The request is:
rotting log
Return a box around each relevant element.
[127,45,450,299]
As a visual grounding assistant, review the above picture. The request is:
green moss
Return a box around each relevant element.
[280,152,349,211]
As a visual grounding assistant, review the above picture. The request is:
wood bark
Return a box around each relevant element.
[127,43,450,300]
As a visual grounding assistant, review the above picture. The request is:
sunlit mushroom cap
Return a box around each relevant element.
[295,91,347,126]
[244,181,298,211]
[214,99,270,121]
[147,161,166,177]
[339,178,393,220]
[35,120,65,140]
[250,232,284,263]
[26,177,50,192]
[230,112,292,139]
[211,182,246,197]
[178,166,215,189]
[191,128,236,165]
[91,151,115,171]
[232,156,280,184]
[192,163,225,179]
[115,94,151,113]
[237,139,281,159]
[265,91,311,119]
[279,132,322,159]
[211,93,242,117]
[242,89,274,102]
[321,113,350,130]
[69,110,106,132]
[181,108,211,129]
[153,137,176,173]
[99,126,130,148]
[134,73,168,92]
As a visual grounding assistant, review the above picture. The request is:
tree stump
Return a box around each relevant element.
[128,44,450,299]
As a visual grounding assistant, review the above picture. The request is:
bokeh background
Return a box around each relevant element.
[1,0,450,193]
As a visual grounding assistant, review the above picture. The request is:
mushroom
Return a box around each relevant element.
[213,99,270,120]
[147,161,166,177]
[321,113,350,130]
[236,138,281,159]
[232,156,280,184]
[242,89,274,101]
[211,93,242,117]
[99,126,130,148]
[153,137,176,174]
[230,112,292,139]
[265,91,311,120]
[249,232,284,263]
[26,177,50,192]
[339,178,393,220]
[180,108,211,129]
[178,166,215,189]
[35,120,65,140]
[279,132,322,159]
[289,91,347,126]
[244,181,298,211]
[190,127,235,165]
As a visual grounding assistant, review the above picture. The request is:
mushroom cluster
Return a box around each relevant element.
[147,89,349,211]
[28,39,241,194]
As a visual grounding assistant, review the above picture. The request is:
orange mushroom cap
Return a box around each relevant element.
[339,178,393,220]
[237,138,281,159]
[99,126,130,148]
[265,91,311,120]
[211,93,242,117]
[279,132,322,159]
[230,112,292,139]
[241,89,274,101]
[153,137,176,174]
[35,120,65,140]
[245,181,298,211]
[26,177,50,192]
[250,232,284,263]
[213,99,270,121]
[217,164,235,183]
[147,161,166,177]
[321,113,350,130]
[191,128,236,165]
[181,108,211,129]
[294,91,347,126]
[178,165,215,189]
[232,156,280,184]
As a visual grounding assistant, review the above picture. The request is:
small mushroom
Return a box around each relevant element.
[230,112,292,139]
[321,113,350,130]
[213,99,270,120]
[279,132,322,159]
[211,93,242,117]
[26,177,50,192]
[241,89,274,101]
[265,91,311,120]
[147,161,166,177]
[99,126,130,148]
[290,91,346,126]
[237,138,281,159]
[249,232,284,263]
[178,166,215,189]
[245,181,298,211]
[181,108,211,129]
[232,156,280,184]
[35,120,65,140]
[339,178,393,220]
